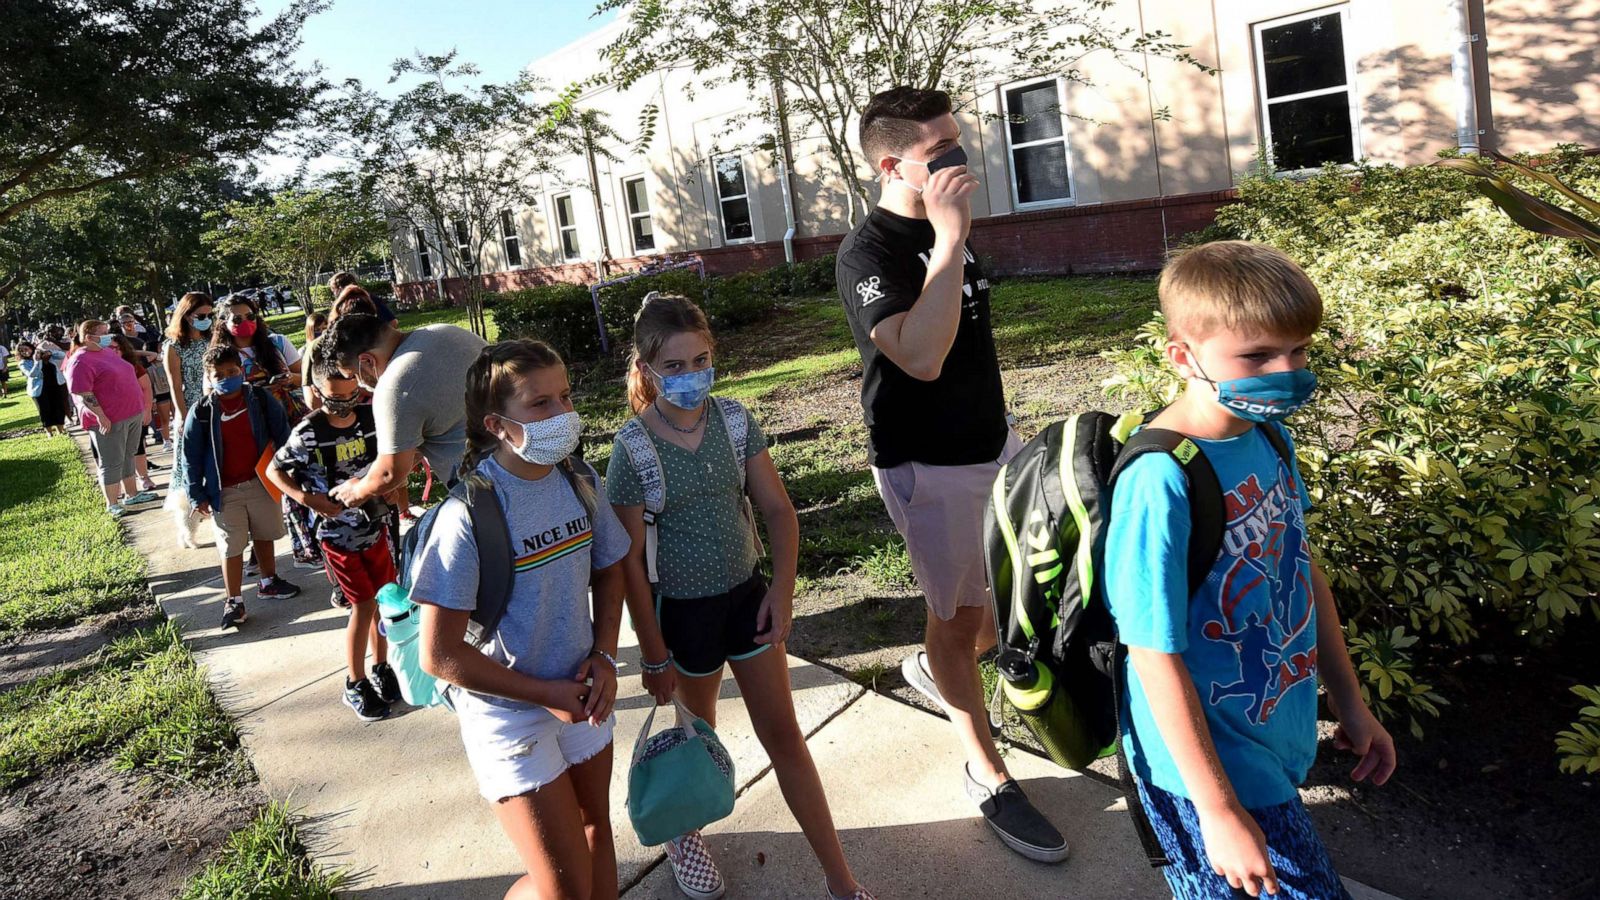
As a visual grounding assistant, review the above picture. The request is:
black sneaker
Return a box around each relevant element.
[343,678,389,722]
[371,662,402,705]
[243,552,259,578]
[329,587,351,610]
[220,596,248,629]
[257,575,301,600]
[964,764,1071,863]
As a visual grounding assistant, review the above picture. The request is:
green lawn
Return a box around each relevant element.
[0,362,40,433]
[0,429,153,636]
[180,802,345,899]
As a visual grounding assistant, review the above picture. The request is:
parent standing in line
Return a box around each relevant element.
[164,292,217,546]
[16,340,70,437]
[834,86,1070,864]
[65,320,159,517]
[323,312,487,509]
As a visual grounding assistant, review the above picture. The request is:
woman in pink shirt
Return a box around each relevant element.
[65,319,159,517]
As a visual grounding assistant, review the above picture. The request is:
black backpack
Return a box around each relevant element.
[396,457,597,648]
[982,411,1291,866]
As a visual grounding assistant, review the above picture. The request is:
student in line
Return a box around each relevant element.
[267,346,400,721]
[607,294,873,900]
[180,344,302,629]
[413,339,628,900]
[1105,241,1397,899]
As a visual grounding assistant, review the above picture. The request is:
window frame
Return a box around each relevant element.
[710,154,754,245]
[1000,76,1076,211]
[414,227,432,279]
[452,219,472,269]
[1251,4,1363,174]
[551,193,581,261]
[499,208,523,269]
[622,175,656,254]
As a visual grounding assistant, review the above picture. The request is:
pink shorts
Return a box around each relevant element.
[872,431,1022,620]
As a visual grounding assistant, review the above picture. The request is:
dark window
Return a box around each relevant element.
[1004,79,1072,206]
[1255,9,1359,170]
[624,177,655,252]
[554,195,579,260]
[712,156,753,241]
[415,228,432,278]
[500,209,522,267]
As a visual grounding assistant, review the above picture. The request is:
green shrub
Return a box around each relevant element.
[494,284,603,361]
[595,268,710,340]
[1557,685,1600,775]
[1106,151,1600,738]
[704,271,777,329]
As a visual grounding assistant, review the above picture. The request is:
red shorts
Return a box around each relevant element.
[321,535,398,606]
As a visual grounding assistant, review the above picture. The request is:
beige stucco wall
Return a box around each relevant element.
[390,0,1599,284]
[1482,0,1600,152]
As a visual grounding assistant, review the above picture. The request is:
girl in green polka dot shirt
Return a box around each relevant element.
[608,294,873,900]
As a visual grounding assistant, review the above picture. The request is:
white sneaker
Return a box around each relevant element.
[901,651,948,710]
[665,830,724,900]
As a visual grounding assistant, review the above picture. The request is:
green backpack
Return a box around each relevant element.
[982,410,1291,866]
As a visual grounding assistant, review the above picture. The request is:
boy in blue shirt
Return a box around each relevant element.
[1105,241,1397,899]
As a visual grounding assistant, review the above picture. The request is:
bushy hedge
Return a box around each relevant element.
[499,254,838,360]
[1106,149,1600,737]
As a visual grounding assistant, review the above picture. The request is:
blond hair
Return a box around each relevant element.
[1159,241,1322,341]
[625,292,716,414]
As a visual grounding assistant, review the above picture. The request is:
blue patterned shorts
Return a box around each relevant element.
[1136,779,1353,900]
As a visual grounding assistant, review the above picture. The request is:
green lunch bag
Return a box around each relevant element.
[627,699,736,847]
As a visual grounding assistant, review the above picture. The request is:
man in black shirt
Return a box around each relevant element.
[836,86,1069,864]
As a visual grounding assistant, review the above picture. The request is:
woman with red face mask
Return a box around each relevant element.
[211,292,323,572]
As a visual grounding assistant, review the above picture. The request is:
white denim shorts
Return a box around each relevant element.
[453,689,615,803]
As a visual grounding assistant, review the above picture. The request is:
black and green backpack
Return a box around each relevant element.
[982,410,1291,866]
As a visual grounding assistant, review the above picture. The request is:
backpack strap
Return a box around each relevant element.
[1109,428,1224,599]
[455,479,515,650]
[616,416,666,583]
[714,396,749,489]
[714,396,766,560]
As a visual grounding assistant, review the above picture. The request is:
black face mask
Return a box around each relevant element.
[321,394,360,416]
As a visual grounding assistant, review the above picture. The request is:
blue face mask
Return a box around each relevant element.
[192,316,213,332]
[652,365,715,410]
[96,334,115,348]
[214,375,245,395]
[1203,368,1319,423]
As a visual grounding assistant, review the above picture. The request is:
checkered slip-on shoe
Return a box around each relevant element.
[827,884,878,900]
[665,830,725,900]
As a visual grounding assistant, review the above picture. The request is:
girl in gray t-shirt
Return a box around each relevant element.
[410,339,628,898]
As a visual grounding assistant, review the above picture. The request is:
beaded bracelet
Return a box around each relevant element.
[641,654,673,675]
[589,649,618,672]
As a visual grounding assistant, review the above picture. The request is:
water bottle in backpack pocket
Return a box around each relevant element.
[376,583,445,707]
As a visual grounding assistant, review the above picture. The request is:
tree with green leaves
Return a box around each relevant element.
[203,184,389,308]
[321,52,607,337]
[0,0,321,308]
[599,0,1212,224]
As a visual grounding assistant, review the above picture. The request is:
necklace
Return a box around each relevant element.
[655,400,706,434]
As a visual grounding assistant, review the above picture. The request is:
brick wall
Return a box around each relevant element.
[394,189,1236,305]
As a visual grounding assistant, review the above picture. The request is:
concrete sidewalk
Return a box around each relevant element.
[111,439,1402,899]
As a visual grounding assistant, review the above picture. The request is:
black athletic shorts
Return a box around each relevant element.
[656,570,772,676]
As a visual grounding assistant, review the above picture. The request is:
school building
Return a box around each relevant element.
[389,0,1600,302]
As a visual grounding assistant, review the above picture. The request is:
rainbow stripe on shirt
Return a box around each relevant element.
[514,530,592,572]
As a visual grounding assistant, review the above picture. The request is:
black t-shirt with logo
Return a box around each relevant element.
[835,207,1008,468]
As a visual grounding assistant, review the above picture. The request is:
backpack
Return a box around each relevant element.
[379,456,599,705]
[614,397,763,585]
[982,410,1292,866]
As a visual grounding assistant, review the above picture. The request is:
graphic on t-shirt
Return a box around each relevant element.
[514,515,593,572]
[856,276,885,306]
[1202,460,1318,726]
